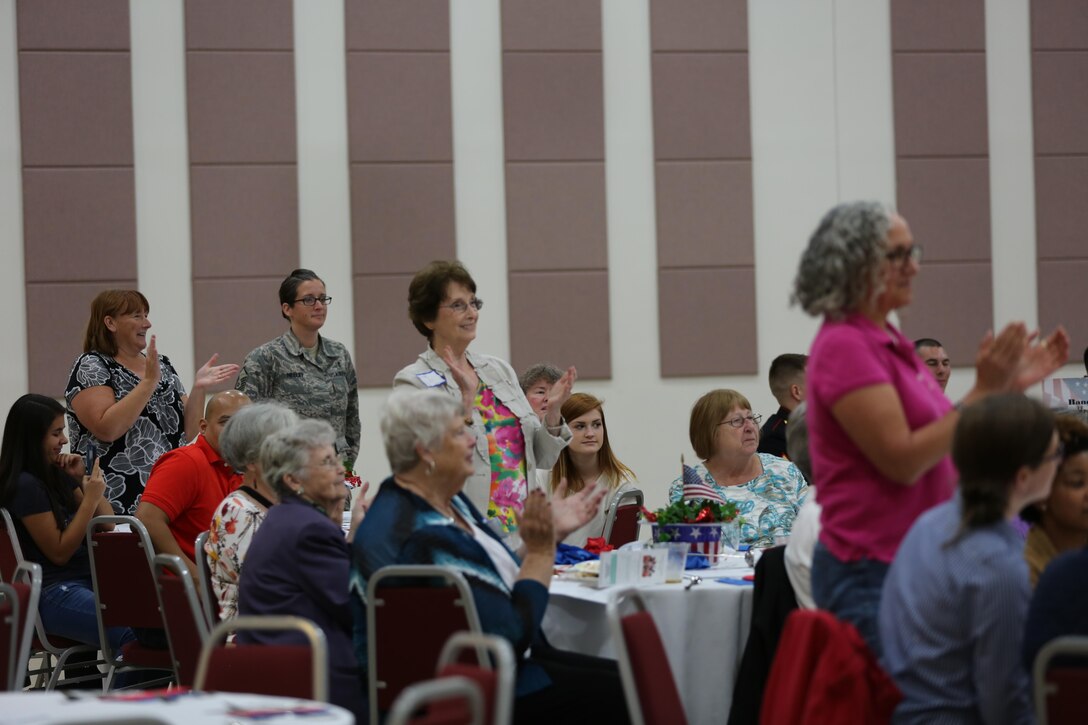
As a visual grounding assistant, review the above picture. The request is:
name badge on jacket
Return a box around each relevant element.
[416,370,446,388]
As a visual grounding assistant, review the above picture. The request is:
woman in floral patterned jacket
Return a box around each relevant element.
[204,402,297,620]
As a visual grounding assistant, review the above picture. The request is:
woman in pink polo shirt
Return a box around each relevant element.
[791,201,1068,656]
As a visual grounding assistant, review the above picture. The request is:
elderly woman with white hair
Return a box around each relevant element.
[351,388,626,725]
[793,201,1069,655]
[204,402,298,621]
[238,419,367,722]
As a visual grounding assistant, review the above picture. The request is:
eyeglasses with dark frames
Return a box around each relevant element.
[719,414,762,429]
[293,295,332,307]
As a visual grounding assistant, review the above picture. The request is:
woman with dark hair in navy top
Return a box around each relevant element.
[0,393,132,653]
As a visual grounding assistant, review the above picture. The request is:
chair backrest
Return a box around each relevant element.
[760,609,899,725]
[385,676,485,725]
[607,589,687,725]
[153,554,210,687]
[1,509,103,690]
[86,516,165,664]
[604,488,644,547]
[1033,635,1088,725]
[193,530,218,624]
[437,632,516,725]
[367,565,483,723]
[0,509,23,583]
[194,615,328,701]
[2,561,41,691]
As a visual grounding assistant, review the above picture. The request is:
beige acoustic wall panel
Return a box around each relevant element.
[346,0,455,387]
[185,0,300,374]
[17,0,137,395]
[1032,0,1088,353]
[891,0,992,364]
[502,0,610,380]
[650,0,756,377]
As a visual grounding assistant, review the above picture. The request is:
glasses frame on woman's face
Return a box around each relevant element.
[296,443,345,511]
[427,281,480,346]
[712,407,761,458]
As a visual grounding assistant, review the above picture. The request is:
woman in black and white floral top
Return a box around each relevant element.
[65,290,238,515]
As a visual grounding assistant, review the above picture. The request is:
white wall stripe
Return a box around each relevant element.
[294,0,354,352]
[985,0,1038,330]
[130,0,196,384]
[749,0,838,367]
[0,0,28,421]
[450,0,510,359]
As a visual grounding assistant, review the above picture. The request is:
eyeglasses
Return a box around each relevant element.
[293,295,332,307]
[719,414,762,429]
[308,454,342,469]
[440,298,484,314]
[885,244,923,266]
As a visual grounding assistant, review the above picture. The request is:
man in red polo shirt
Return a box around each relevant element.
[137,390,251,582]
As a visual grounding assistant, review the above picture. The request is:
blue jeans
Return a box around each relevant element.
[811,542,889,658]
[39,577,135,655]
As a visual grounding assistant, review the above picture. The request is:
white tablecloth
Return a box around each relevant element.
[543,574,755,725]
[0,691,354,725]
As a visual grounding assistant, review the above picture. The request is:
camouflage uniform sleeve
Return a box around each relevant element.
[343,347,360,466]
[235,347,270,401]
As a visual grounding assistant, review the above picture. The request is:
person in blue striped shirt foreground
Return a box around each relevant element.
[879,393,1061,724]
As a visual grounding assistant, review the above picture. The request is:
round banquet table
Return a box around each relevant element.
[0,690,354,725]
[542,574,755,725]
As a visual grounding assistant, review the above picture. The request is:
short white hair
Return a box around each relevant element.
[219,402,299,471]
[259,419,337,497]
[381,388,463,473]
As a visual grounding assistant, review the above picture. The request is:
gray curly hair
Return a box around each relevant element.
[259,419,338,498]
[791,201,892,319]
[219,402,299,472]
[381,388,465,474]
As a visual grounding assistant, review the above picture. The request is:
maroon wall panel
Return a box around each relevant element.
[185,0,300,373]
[501,1,610,381]
[1032,1,1088,353]
[17,0,136,396]
[346,0,455,387]
[891,0,992,365]
[650,0,755,376]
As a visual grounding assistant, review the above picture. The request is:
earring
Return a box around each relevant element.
[426,459,436,476]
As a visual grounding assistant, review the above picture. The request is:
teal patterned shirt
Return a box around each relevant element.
[669,453,808,547]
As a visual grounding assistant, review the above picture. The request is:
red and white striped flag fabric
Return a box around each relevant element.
[682,464,727,504]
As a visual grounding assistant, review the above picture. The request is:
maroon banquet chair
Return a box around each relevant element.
[433,632,515,725]
[193,615,328,700]
[386,676,485,725]
[1,507,103,689]
[604,488,645,548]
[2,561,40,691]
[194,531,219,624]
[86,515,174,690]
[608,588,688,725]
[1033,636,1088,725]
[153,553,210,687]
[367,565,484,724]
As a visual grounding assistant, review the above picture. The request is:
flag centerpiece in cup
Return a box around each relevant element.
[641,497,740,557]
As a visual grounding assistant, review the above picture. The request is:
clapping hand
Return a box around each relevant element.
[544,366,577,427]
[194,353,241,391]
[1013,326,1069,391]
[517,490,556,555]
[551,478,606,541]
[144,335,162,385]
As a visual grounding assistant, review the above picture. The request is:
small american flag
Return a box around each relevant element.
[681,456,727,504]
